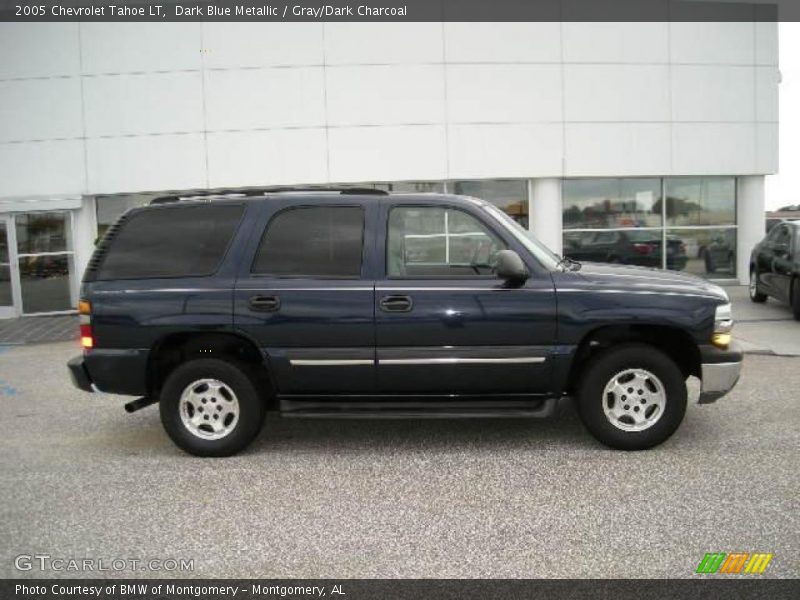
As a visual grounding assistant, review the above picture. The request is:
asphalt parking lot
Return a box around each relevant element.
[0,341,798,579]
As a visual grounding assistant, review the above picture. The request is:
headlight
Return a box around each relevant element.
[712,303,733,348]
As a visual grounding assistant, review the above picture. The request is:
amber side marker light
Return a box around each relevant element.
[712,303,733,350]
[79,299,93,349]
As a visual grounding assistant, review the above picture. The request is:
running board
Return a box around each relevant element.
[279,397,557,419]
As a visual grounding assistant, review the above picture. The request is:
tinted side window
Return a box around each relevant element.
[387,206,506,278]
[97,204,244,280]
[252,206,364,278]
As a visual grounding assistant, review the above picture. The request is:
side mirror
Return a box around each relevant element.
[494,249,529,284]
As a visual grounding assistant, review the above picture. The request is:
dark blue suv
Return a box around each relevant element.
[68,190,742,456]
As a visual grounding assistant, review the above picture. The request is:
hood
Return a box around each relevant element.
[566,262,729,302]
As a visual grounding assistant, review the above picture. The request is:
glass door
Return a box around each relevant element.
[0,216,17,318]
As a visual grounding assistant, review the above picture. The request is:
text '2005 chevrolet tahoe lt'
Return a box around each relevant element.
[68,189,742,456]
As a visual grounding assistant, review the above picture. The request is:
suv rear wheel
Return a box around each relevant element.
[576,344,687,450]
[160,358,266,457]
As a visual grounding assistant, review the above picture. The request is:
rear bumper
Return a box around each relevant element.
[67,355,96,393]
[698,342,743,404]
[67,349,149,396]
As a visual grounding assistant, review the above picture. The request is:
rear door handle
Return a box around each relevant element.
[379,295,413,312]
[249,295,281,312]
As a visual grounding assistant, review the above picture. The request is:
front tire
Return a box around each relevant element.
[160,358,266,457]
[576,344,687,450]
[749,268,767,303]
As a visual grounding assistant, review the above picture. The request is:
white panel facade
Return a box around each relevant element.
[446,64,562,123]
[326,65,445,126]
[202,23,324,68]
[80,23,202,74]
[564,64,670,122]
[0,21,780,198]
[0,78,83,143]
[562,22,669,64]
[0,140,85,197]
[204,67,326,131]
[327,125,447,182]
[444,22,561,63]
[86,134,206,193]
[83,72,204,137]
[0,23,80,79]
[207,129,328,188]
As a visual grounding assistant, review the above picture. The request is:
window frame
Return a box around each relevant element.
[384,203,510,281]
[94,203,246,281]
[249,204,367,280]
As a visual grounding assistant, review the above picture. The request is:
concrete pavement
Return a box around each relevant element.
[0,341,797,579]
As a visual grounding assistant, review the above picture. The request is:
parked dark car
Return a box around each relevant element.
[68,190,741,456]
[564,229,688,271]
[750,220,800,320]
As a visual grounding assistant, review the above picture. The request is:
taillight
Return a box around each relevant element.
[632,243,653,255]
[79,299,93,349]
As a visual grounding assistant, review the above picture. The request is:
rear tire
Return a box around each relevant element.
[576,344,687,450]
[160,358,266,457]
[749,268,767,303]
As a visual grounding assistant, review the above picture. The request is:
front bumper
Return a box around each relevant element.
[67,355,96,393]
[698,342,743,404]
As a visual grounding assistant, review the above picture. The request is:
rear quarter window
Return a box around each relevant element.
[96,204,244,280]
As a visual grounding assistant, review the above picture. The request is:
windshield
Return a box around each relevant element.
[481,203,562,271]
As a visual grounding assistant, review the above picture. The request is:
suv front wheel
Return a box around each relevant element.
[160,358,266,457]
[576,344,687,450]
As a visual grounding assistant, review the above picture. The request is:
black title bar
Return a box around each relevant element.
[0,0,796,22]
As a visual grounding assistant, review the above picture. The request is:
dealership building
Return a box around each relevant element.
[0,20,779,317]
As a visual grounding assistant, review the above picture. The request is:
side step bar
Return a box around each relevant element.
[279,397,558,419]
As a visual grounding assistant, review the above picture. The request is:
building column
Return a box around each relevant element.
[71,196,97,303]
[736,176,766,286]
[529,178,563,255]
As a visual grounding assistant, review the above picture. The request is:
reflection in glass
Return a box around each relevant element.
[19,254,74,313]
[15,212,72,254]
[0,223,10,306]
[665,177,736,226]
[452,180,529,227]
[388,207,505,277]
[564,230,688,270]
[667,228,736,278]
[563,178,662,229]
[0,265,11,306]
[375,181,446,193]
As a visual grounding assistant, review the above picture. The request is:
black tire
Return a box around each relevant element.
[576,344,687,451]
[160,358,266,457]
[792,278,800,321]
[749,268,767,303]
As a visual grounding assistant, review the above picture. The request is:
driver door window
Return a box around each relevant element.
[387,206,506,278]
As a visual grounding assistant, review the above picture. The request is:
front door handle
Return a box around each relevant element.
[249,295,281,312]
[379,295,413,312]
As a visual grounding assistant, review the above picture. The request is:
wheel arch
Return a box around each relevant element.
[147,330,270,401]
[565,323,701,394]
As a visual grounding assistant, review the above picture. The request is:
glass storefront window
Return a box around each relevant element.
[18,253,74,314]
[0,222,11,307]
[451,180,529,227]
[15,212,72,254]
[665,177,736,226]
[667,228,737,278]
[562,177,737,280]
[375,181,445,193]
[563,178,662,229]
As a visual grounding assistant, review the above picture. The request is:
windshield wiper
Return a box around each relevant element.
[557,256,582,272]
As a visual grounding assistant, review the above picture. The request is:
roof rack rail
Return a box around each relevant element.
[150,186,388,205]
